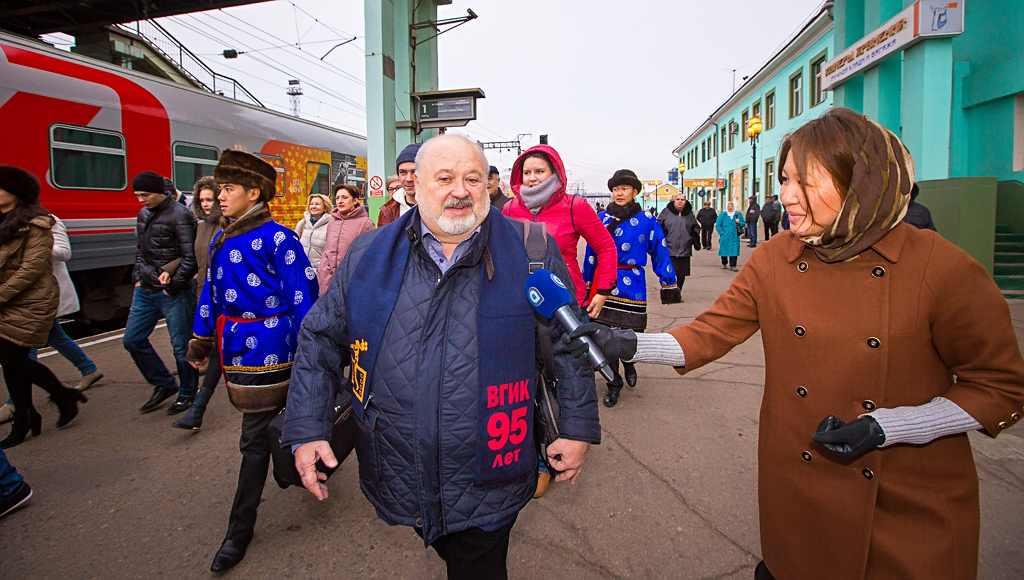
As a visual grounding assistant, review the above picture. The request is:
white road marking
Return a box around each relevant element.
[37,322,168,358]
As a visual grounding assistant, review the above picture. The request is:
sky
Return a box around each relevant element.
[45,0,825,192]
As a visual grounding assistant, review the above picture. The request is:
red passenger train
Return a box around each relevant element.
[0,30,367,322]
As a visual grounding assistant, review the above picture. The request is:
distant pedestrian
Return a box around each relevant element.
[760,194,781,241]
[173,177,223,431]
[186,150,319,573]
[0,165,86,449]
[696,201,717,249]
[123,170,199,416]
[745,195,760,247]
[585,170,677,408]
[716,201,743,271]
[487,165,510,209]
[377,143,421,227]
[658,195,700,299]
[903,184,937,231]
[316,184,375,295]
[294,193,333,269]
[781,206,791,230]
[0,448,31,518]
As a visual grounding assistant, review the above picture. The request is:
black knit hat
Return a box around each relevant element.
[607,169,642,193]
[396,142,423,169]
[489,165,499,176]
[132,171,166,195]
[0,165,41,204]
[215,150,277,202]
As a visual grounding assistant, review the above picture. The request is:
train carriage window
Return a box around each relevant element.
[49,125,127,190]
[173,143,219,192]
[255,154,286,197]
[306,162,332,197]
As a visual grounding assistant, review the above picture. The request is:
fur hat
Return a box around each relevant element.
[214,150,277,202]
[0,165,41,204]
[396,142,423,169]
[132,171,166,195]
[607,169,642,193]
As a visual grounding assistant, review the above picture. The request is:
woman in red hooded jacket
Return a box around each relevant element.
[503,146,617,318]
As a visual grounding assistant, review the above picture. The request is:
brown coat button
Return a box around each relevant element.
[1011,413,1021,421]
[999,421,1009,429]
[862,468,874,480]
[798,262,808,272]
[862,400,876,411]
[795,326,806,336]
[872,267,886,278]
[867,337,881,349]
[802,451,813,462]
[797,387,807,397]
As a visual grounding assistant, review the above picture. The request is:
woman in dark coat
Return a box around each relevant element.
[0,166,85,448]
[569,108,1024,579]
[657,195,700,300]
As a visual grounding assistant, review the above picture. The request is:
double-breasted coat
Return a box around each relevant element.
[669,224,1024,579]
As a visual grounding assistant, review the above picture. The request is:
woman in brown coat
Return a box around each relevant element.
[0,166,86,448]
[568,109,1024,579]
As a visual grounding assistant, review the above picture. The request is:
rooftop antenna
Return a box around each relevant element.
[286,79,303,118]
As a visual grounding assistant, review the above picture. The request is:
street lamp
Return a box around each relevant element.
[747,116,762,203]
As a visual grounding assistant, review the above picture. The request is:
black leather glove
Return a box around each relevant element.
[811,415,886,460]
[563,322,638,366]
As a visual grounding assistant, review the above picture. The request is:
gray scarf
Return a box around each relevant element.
[519,175,562,216]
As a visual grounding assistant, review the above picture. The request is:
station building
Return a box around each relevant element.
[672,0,1024,293]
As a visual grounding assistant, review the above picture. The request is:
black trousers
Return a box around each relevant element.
[200,343,222,392]
[721,256,738,267]
[700,226,714,249]
[0,336,67,414]
[225,407,280,542]
[764,221,779,241]
[754,561,776,580]
[419,519,516,580]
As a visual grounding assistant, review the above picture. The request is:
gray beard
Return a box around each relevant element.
[420,197,488,236]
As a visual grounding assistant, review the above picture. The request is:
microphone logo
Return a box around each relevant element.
[550,273,566,289]
[527,287,543,307]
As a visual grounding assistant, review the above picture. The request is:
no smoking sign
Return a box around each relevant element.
[368,175,385,198]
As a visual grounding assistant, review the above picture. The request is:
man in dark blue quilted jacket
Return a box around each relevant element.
[283,134,601,580]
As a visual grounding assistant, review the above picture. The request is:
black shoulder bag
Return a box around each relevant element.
[520,220,561,455]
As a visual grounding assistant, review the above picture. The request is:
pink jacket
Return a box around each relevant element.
[504,145,617,306]
[316,202,375,294]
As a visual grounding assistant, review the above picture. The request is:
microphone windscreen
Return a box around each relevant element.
[525,269,573,318]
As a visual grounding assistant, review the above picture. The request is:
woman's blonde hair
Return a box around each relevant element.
[306,193,334,212]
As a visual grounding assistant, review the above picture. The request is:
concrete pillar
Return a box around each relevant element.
[364,0,398,219]
[901,38,954,180]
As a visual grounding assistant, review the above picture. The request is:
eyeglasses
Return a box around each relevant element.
[387,186,402,193]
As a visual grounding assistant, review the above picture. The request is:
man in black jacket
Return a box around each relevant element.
[122,171,200,415]
[760,195,781,241]
[696,201,717,250]
[745,195,760,247]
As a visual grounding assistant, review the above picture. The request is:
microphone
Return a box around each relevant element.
[525,269,616,383]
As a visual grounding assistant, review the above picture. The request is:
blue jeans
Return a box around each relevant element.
[122,285,198,397]
[28,319,98,376]
[0,447,24,496]
[746,222,758,246]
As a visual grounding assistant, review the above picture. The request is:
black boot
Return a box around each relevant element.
[623,362,638,388]
[210,537,251,573]
[0,409,42,449]
[603,383,623,407]
[173,386,214,430]
[52,388,87,429]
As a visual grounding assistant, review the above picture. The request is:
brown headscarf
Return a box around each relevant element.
[783,109,915,263]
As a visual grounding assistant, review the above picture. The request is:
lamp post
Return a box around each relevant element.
[678,161,686,204]
[747,116,762,204]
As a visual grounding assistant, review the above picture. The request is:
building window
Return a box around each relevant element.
[721,127,727,153]
[752,101,761,121]
[742,167,749,198]
[306,162,332,197]
[741,110,750,142]
[789,69,804,118]
[708,136,714,158]
[765,159,775,198]
[701,141,706,163]
[810,50,828,107]
[765,90,776,130]
[729,119,736,150]
[49,124,127,190]
[255,154,286,197]
[173,143,219,193]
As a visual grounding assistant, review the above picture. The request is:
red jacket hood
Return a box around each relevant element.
[510,145,568,205]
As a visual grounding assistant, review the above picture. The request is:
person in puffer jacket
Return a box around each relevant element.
[316,184,374,295]
[283,135,600,580]
[294,193,333,269]
[502,145,617,318]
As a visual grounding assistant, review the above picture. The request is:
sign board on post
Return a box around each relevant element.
[412,88,486,130]
[684,178,717,188]
[822,1,965,91]
[368,175,384,198]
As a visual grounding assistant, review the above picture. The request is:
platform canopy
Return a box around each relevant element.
[0,0,274,36]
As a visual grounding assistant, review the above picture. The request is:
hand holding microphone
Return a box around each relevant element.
[563,323,637,366]
[525,269,630,383]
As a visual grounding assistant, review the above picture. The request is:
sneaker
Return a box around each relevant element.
[76,370,103,391]
[0,403,13,424]
[730,266,738,272]
[0,482,32,518]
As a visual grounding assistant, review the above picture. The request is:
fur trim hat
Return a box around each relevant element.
[607,169,642,193]
[396,142,423,169]
[132,171,166,195]
[0,165,41,204]
[214,150,277,202]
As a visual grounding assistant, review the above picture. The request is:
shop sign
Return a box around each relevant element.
[822,1,964,91]
[684,178,717,188]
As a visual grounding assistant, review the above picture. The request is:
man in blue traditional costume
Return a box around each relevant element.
[282,134,601,580]
[185,150,319,573]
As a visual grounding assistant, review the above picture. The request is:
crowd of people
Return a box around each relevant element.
[1,108,1023,580]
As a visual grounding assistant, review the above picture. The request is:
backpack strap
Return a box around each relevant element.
[520,220,558,384]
